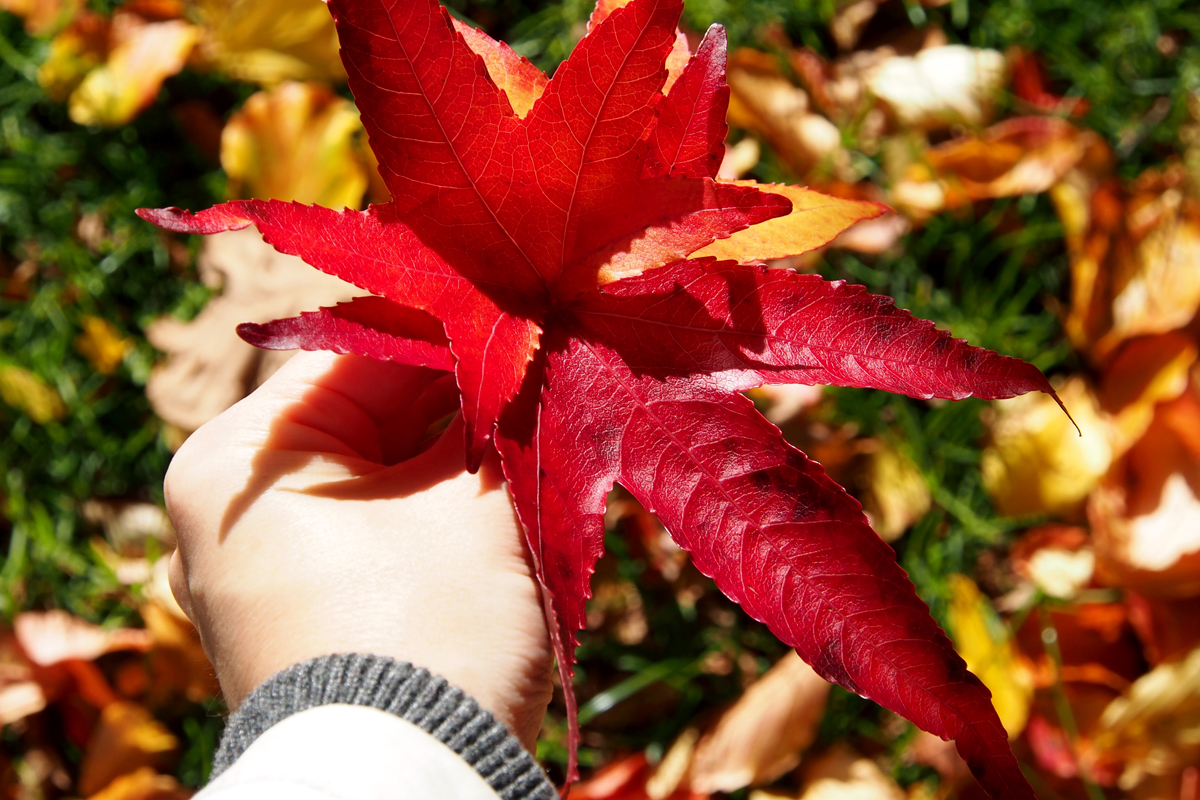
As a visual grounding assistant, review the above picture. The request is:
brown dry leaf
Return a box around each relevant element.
[81,499,175,554]
[68,11,199,127]
[1090,394,1200,597]
[0,364,67,423]
[78,701,179,796]
[866,45,1006,131]
[221,81,370,209]
[13,610,153,667]
[189,0,344,85]
[946,575,1033,737]
[1093,646,1200,793]
[1103,186,1200,350]
[1127,592,1200,667]
[982,376,1114,519]
[0,0,80,34]
[861,444,930,542]
[689,651,831,794]
[75,316,134,375]
[146,227,362,432]
[86,767,193,800]
[726,49,843,178]
[140,602,218,702]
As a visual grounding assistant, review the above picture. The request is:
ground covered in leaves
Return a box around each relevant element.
[1,0,1199,798]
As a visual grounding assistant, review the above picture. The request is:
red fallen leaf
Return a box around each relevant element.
[1010,49,1090,118]
[138,1,1068,796]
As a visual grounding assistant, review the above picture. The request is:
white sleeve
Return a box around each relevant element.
[196,704,503,800]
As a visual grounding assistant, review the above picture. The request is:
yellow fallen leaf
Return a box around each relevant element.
[794,745,905,800]
[689,651,831,794]
[1104,188,1200,349]
[68,12,198,127]
[982,376,1113,519]
[221,81,369,209]
[1099,332,1197,450]
[190,0,344,85]
[75,316,133,375]
[85,767,192,800]
[37,10,109,101]
[862,444,931,542]
[140,602,219,701]
[691,182,886,264]
[78,702,179,796]
[946,575,1033,737]
[0,0,81,35]
[0,365,67,423]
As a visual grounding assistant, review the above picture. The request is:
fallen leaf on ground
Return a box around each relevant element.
[0,640,47,724]
[13,610,152,667]
[86,767,193,800]
[946,575,1034,737]
[0,0,80,34]
[37,9,109,101]
[190,0,344,85]
[860,444,930,542]
[0,364,67,423]
[77,701,179,796]
[1098,332,1197,450]
[139,602,218,702]
[68,10,198,126]
[1010,525,1094,601]
[145,226,362,431]
[75,316,133,375]
[221,81,370,209]
[867,45,1006,130]
[780,744,906,800]
[689,650,831,794]
[1093,646,1200,793]
[1103,185,1200,351]
[982,376,1112,519]
[81,500,175,554]
[1091,394,1200,596]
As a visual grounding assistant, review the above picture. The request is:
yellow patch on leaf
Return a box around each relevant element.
[691,182,887,263]
[78,702,179,796]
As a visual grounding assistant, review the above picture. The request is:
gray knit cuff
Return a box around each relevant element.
[211,653,556,800]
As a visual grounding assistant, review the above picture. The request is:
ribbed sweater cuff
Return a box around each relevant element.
[210,653,556,800]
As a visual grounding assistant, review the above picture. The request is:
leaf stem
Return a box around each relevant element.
[1038,607,1106,800]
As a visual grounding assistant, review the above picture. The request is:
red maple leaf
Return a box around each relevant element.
[138,2,1066,797]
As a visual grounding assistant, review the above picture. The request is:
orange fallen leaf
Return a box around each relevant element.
[140,603,218,702]
[689,650,831,794]
[86,767,193,800]
[77,701,179,796]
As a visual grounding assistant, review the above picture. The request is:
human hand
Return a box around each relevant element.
[164,351,554,750]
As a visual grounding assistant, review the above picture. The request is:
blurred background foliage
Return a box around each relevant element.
[1,0,1199,798]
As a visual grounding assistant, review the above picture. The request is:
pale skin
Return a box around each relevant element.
[165,350,555,751]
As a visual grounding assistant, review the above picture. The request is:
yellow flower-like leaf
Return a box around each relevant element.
[862,444,931,542]
[75,315,133,374]
[946,575,1034,738]
[190,0,344,85]
[37,11,109,102]
[67,12,198,127]
[221,81,369,209]
[0,365,67,423]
